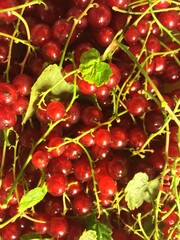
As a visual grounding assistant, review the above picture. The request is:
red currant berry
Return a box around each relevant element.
[73,155,92,182]
[161,206,178,226]
[12,74,34,96]
[32,150,50,169]
[126,93,148,116]
[94,128,111,148]
[124,26,140,45]
[0,0,19,23]
[128,127,147,150]
[34,213,49,235]
[31,23,51,47]
[49,216,68,238]
[88,4,112,29]
[47,101,65,121]
[72,193,92,216]
[158,10,179,30]
[0,104,17,130]
[81,105,103,127]
[47,155,72,176]
[110,126,129,149]
[98,175,117,196]
[0,82,18,104]
[48,136,66,157]
[42,40,62,63]
[47,173,68,196]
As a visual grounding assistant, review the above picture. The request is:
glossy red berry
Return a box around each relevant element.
[12,95,29,115]
[72,193,92,216]
[52,18,73,45]
[42,40,62,63]
[97,27,114,47]
[158,10,179,30]
[94,128,111,148]
[47,101,65,121]
[124,26,140,44]
[161,206,178,226]
[128,127,147,150]
[48,136,66,157]
[126,93,148,116]
[88,4,112,29]
[12,73,34,96]
[47,173,68,196]
[49,216,68,238]
[98,175,117,196]
[81,105,103,127]
[0,82,18,104]
[66,176,83,197]
[34,213,49,235]
[30,23,51,47]
[110,126,129,149]
[47,155,72,176]
[0,104,17,130]
[0,222,21,240]
[0,0,19,23]
[73,155,92,182]
[31,150,50,169]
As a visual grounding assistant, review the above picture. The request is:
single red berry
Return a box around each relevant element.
[126,93,148,116]
[48,136,66,157]
[34,213,49,235]
[47,101,65,121]
[98,175,117,196]
[0,82,18,104]
[72,193,92,216]
[161,206,178,226]
[32,150,50,169]
[49,216,68,238]
[47,173,68,196]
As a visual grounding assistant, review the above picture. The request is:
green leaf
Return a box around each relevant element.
[85,214,113,240]
[20,233,42,240]
[22,64,74,124]
[80,48,100,64]
[124,172,159,210]
[79,230,97,240]
[92,221,113,240]
[18,183,47,213]
[79,48,112,87]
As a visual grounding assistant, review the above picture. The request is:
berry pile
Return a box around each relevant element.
[0,0,179,239]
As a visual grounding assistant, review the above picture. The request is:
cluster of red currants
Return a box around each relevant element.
[0,0,179,239]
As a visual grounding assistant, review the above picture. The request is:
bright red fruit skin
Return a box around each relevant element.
[49,216,68,238]
[47,101,65,121]
[0,105,17,130]
[0,0,19,23]
[72,193,92,216]
[0,82,18,104]
[31,150,50,169]
[126,93,148,116]
[46,173,68,196]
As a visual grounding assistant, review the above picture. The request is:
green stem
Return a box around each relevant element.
[59,0,95,68]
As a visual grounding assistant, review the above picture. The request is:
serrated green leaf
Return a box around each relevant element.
[18,184,47,213]
[125,173,160,210]
[92,221,113,240]
[79,230,97,240]
[144,178,160,203]
[79,48,112,87]
[22,64,74,124]
[125,172,149,210]
[80,48,100,64]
